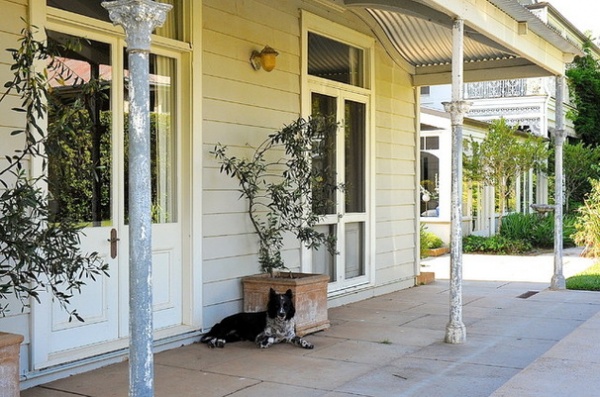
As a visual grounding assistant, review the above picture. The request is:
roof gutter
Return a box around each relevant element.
[487,0,583,57]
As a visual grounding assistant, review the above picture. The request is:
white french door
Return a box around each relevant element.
[309,89,371,292]
[32,27,183,369]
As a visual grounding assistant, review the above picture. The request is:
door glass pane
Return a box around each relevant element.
[311,93,337,215]
[345,222,364,278]
[124,53,178,224]
[345,100,365,213]
[47,31,112,227]
[47,0,184,40]
[312,225,336,281]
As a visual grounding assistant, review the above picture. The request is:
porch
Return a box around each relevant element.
[22,249,600,396]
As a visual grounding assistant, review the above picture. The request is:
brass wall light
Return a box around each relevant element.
[250,45,279,72]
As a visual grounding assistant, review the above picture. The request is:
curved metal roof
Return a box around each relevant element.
[344,0,584,81]
[367,8,518,68]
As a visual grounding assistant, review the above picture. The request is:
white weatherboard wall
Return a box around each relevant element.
[201,0,418,327]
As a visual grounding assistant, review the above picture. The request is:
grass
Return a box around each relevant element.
[566,262,600,291]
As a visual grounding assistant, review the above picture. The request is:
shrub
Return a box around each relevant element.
[499,213,537,241]
[499,212,577,250]
[420,224,444,258]
[573,179,600,257]
[463,234,532,255]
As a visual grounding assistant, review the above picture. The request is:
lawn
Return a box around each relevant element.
[566,262,600,291]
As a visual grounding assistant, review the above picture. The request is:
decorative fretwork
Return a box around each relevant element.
[466,79,533,99]
[467,106,542,116]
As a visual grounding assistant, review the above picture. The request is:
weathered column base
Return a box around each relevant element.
[445,321,466,344]
[550,274,566,290]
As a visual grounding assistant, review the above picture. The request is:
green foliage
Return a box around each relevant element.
[420,224,443,258]
[500,212,577,249]
[467,212,578,255]
[212,116,341,276]
[463,234,532,255]
[561,142,600,212]
[0,26,107,318]
[464,118,548,228]
[463,235,531,255]
[566,262,600,291]
[566,39,600,147]
[573,179,600,257]
[498,212,538,241]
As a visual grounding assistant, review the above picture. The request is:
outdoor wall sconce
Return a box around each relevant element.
[250,45,279,72]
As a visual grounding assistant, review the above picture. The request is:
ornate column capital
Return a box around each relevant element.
[102,0,172,51]
[552,128,567,144]
[442,100,472,125]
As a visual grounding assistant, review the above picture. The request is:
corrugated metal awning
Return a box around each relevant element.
[367,8,518,68]
[343,0,583,83]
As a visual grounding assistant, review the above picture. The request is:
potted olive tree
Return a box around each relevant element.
[0,27,107,395]
[212,116,340,335]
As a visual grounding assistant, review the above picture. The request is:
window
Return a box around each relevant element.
[308,32,365,87]
[420,153,439,217]
[422,136,439,150]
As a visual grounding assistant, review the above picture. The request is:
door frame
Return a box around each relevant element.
[30,6,198,369]
[301,11,376,295]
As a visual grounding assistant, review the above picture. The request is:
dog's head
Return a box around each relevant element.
[266,288,295,320]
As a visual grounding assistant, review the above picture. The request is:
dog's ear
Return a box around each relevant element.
[285,289,293,299]
[269,288,277,296]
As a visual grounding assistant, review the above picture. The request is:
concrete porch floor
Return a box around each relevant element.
[22,249,600,397]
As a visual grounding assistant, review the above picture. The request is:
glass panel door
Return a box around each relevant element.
[38,31,121,366]
[310,92,368,289]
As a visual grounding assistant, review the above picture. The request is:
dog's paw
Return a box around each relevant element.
[206,337,226,348]
[290,336,313,349]
[257,336,274,348]
[301,339,314,349]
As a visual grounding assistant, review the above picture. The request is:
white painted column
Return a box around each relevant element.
[551,75,566,290]
[102,1,172,396]
[442,18,470,344]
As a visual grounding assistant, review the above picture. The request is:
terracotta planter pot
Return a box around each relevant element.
[242,272,330,336]
[426,247,449,257]
[0,332,23,397]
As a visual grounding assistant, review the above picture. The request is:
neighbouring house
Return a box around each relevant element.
[419,0,599,242]
[419,107,492,243]
[0,0,583,388]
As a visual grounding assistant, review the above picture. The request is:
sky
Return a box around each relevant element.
[546,0,600,39]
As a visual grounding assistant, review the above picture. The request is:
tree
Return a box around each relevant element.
[566,39,600,147]
[464,118,548,228]
[212,116,341,276]
[573,179,600,257]
[561,142,600,212]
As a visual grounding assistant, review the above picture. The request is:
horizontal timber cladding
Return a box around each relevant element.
[201,0,416,326]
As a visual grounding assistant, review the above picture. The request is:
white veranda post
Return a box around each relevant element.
[551,74,566,290]
[102,1,173,396]
[442,17,470,344]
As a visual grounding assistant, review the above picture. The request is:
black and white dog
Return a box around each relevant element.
[200,288,313,349]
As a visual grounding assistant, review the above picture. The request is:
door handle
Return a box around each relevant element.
[107,228,120,259]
